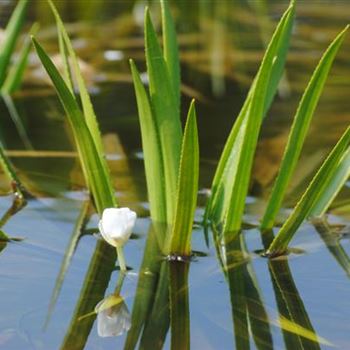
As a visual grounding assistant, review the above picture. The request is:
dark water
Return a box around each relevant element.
[0,1,350,349]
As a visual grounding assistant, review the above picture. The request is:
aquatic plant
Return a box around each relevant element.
[199,1,350,255]
[130,0,199,257]
[31,0,129,269]
[131,0,349,256]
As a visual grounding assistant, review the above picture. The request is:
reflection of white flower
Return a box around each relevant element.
[99,208,137,248]
[95,294,131,337]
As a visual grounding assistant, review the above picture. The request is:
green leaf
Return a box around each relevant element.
[48,0,115,203]
[223,2,296,235]
[0,0,29,87]
[206,1,295,229]
[130,60,167,223]
[57,21,73,92]
[2,23,39,94]
[310,146,350,216]
[167,101,199,256]
[267,126,350,256]
[161,0,181,109]
[145,8,182,224]
[32,37,116,214]
[261,26,349,230]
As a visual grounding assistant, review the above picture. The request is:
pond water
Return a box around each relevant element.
[0,1,350,349]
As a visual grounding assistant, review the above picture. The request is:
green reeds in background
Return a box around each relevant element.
[0,0,34,200]
[2,22,39,94]
[131,0,199,256]
[0,0,32,93]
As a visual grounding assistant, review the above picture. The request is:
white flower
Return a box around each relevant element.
[99,208,137,248]
[95,294,131,337]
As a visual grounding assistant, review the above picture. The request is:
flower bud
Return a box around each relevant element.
[99,208,137,248]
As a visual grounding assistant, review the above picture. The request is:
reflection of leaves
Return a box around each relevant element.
[124,224,169,350]
[45,200,90,328]
[312,216,350,277]
[269,259,322,350]
[277,316,333,346]
[60,240,116,350]
[222,235,274,350]
[169,261,190,350]
[139,261,170,350]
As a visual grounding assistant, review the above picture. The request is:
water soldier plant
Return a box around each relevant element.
[8,0,347,268]
[130,0,199,258]
[132,0,349,256]
[0,1,348,348]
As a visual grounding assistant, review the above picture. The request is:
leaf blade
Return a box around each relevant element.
[207,2,295,229]
[48,1,116,208]
[145,8,182,224]
[161,0,181,108]
[32,37,115,214]
[167,101,199,256]
[261,26,349,230]
[268,126,350,255]
[223,3,296,234]
[130,59,167,223]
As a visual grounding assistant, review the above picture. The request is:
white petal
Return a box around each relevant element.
[99,220,117,247]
